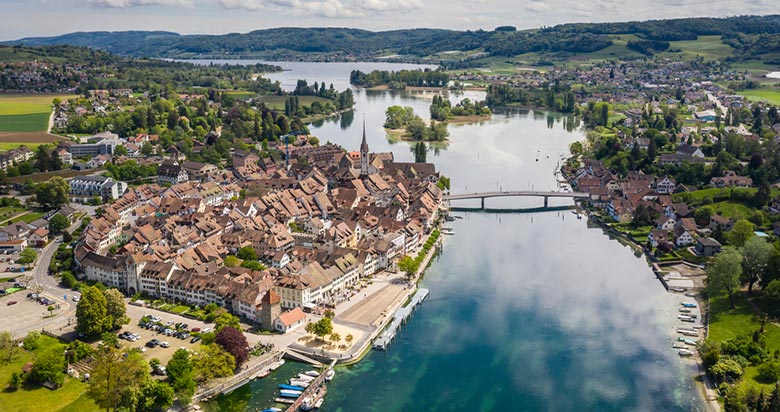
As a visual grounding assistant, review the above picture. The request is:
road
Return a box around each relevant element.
[4,215,86,338]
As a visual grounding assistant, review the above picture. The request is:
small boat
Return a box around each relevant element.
[679,349,695,357]
[678,330,698,337]
[324,369,335,382]
[315,398,325,408]
[677,337,698,345]
[279,384,306,391]
[279,389,303,398]
[670,287,686,293]
[300,397,315,411]
[269,360,285,371]
[304,370,320,377]
[297,374,316,382]
[255,369,271,379]
[681,302,697,308]
[679,308,691,313]
[678,315,693,320]
[576,213,583,220]
[672,343,687,349]
[289,380,310,387]
[570,210,577,215]
[261,408,282,412]
[684,292,697,297]
[274,398,295,404]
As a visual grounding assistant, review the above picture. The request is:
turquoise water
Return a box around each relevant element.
[191,61,702,412]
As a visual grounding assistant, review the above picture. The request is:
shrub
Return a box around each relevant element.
[23,331,41,351]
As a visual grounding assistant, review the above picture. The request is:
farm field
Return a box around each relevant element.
[0,94,77,132]
[738,88,780,105]
[0,131,65,151]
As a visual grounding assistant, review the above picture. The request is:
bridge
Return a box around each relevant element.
[444,191,590,208]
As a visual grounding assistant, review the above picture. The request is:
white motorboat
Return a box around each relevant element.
[324,369,335,382]
[304,370,320,377]
[678,349,695,357]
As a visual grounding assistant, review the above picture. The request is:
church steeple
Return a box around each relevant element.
[360,117,369,176]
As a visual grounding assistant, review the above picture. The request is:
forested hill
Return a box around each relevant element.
[6,15,780,61]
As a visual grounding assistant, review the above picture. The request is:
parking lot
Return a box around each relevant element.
[117,311,213,366]
[0,291,68,336]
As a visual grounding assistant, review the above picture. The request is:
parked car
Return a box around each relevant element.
[72,296,80,302]
[190,336,201,344]
[160,342,170,348]
[7,300,17,306]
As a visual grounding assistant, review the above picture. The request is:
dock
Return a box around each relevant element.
[283,360,336,412]
[373,288,429,350]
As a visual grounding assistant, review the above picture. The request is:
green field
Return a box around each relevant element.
[738,88,780,105]
[0,94,78,133]
[258,95,331,110]
[666,35,735,61]
[0,335,98,412]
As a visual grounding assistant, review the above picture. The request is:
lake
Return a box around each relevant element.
[191,60,703,412]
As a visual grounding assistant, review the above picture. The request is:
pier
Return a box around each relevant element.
[283,359,337,412]
[373,288,429,350]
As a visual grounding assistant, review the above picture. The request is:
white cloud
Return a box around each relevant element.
[87,0,194,7]
[525,1,550,13]
[359,0,423,12]
[219,0,422,16]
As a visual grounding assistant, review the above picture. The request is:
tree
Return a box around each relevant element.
[413,141,427,163]
[35,176,69,210]
[742,236,773,294]
[329,332,341,346]
[237,246,257,261]
[694,206,713,227]
[30,346,65,387]
[49,213,70,235]
[138,380,174,412]
[345,334,354,346]
[223,255,240,268]
[214,311,241,332]
[191,344,235,383]
[707,247,743,309]
[311,317,333,342]
[0,331,18,364]
[167,349,196,404]
[18,248,37,267]
[87,346,149,412]
[23,331,41,350]
[710,358,744,384]
[398,255,416,280]
[61,271,76,289]
[76,285,111,337]
[727,219,755,248]
[215,326,249,367]
[103,288,128,330]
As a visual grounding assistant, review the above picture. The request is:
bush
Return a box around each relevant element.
[756,360,780,383]
[23,331,41,351]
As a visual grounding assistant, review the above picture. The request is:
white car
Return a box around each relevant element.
[72,296,80,302]
[202,327,212,333]
[166,320,175,326]
[160,341,170,348]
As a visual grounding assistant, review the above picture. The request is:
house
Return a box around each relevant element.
[655,215,676,231]
[711,171,753,188]
[709,214,733,231]
[695,237,722,257]
[0,239,27,253]
[674,227,695,247]
[274,307,306,333]
[655,177,676,194]
[29,228,49,247]
[676,144,705,158]
[648,229,668,248]
[158,161,189,185]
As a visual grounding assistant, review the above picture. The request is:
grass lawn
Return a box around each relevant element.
[171,305,190,314]
[709,201,754,220]
[738,88,780,106]
[10,212,45,224]
[708,294,780,351]
[0,335,98,412]
[0,206,27,221]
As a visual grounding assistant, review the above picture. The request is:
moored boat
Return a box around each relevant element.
[274,398,295,404]
[261,408,282,412]
[304,370,320,377]
[289,379,311,387]
[681,302,697,308]
[324,369,335,382]
[279,389,303,398]
[296,374,316,382]
[279,384,306,391]
[679,349,695,357]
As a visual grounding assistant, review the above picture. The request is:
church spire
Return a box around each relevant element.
[360,115,369,176]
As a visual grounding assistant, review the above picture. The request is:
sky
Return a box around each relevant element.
[1,0,778,41]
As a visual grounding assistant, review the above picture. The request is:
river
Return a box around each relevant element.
[188,60,702,412]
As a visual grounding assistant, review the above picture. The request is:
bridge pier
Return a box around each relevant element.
[544,196,548,208]
[481,198,485,209]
